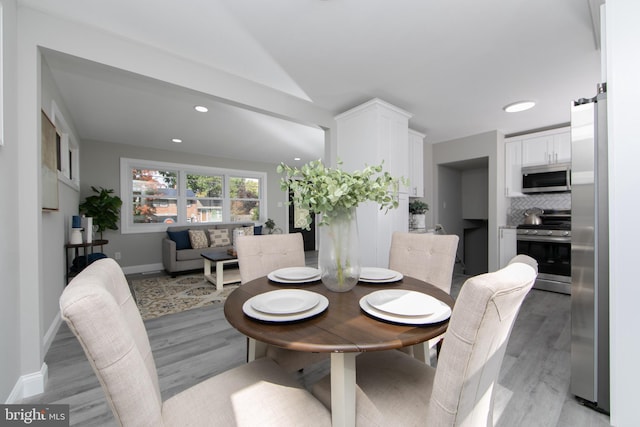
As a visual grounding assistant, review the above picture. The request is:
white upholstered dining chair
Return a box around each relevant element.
[235,233,306,284]
[235,233,328,372]
[60,258,331,427]
[388,232,460,294]
[388,232,459,362]
[312,255,538,427]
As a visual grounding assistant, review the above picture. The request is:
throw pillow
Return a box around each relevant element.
[232,226,254,245]
[167,229,191,250]
[188,229,209,249]
[208,229,230,248]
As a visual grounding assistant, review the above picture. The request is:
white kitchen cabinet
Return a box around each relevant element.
[499,227,517,268]
[552,131,571,163]
[522,135,551,166]
[408,129,425,197]
[505,138,523,197]
[522,128,571,166]
[336,98,412,267]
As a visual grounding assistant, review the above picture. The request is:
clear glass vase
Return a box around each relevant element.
[318,207,361,292]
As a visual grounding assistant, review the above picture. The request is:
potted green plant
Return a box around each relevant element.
[79,186,123,240]
[264,218,276,234]
[409,200,429,229]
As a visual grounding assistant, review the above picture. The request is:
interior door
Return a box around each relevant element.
[288,191,316,251]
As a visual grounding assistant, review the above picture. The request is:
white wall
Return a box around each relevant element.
[607,1,640,425]
[437,164,463,254]
[462,167,489,219]
[40,55,82,351]
[0,0,23,403]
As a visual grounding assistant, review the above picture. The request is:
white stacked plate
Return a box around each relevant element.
[243,289,329,322]
[359,289,451,325]
[268,267,322,284]
[359,267,403,283]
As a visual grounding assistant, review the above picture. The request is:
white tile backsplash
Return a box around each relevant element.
[508,193,571,226]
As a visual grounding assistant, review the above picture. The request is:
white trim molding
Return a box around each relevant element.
[5,363,48,403]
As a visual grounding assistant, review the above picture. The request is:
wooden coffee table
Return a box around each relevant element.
[201,251,240,291]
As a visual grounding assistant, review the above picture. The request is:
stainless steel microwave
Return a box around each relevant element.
[522,163,571,194]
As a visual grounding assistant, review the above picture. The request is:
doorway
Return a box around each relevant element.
[437,157,489,275]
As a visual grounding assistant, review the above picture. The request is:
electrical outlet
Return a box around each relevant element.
[114,252,121,260]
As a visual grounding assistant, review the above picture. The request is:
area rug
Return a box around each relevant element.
[130,274,239,320]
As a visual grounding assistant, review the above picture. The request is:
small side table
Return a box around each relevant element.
[65,239,108,283]
[201,251,240,291]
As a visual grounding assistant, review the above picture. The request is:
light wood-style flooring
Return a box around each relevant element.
[24,254,611,426]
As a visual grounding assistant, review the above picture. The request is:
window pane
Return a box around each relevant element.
[186,173,223,198]
[133,197,178,223]
[230,177,260,199]
[132,169,178,196]
[132,169,178,223]
[187,199,223,223]
[231,200,260,222]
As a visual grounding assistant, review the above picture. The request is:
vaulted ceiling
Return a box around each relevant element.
[25,0,603,165]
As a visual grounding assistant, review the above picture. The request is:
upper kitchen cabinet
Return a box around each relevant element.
[505,138,523,197]
[521,128,571,167]
[336,98,412,267]
[336,98,412,192]
[408,129,425,197]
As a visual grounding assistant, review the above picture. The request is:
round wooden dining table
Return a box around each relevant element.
[224,275,455,427]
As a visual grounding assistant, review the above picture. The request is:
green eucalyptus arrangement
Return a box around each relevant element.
[277,159,402,229]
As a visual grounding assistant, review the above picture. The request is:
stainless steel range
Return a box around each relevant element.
[516,209,571,294]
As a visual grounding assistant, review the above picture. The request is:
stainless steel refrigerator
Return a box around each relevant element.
[570,82,609,413]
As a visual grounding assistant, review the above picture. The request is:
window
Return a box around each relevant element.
[230,176,261,222]
[121,158,267,233]
[131,168,178,224]
[50,101,79,189]
[186,173,223,223]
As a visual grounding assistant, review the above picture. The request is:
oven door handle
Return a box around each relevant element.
[517,235,571,244]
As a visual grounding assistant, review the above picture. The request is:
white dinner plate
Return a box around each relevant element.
[273,267,321,281]
[250,289,320,315]
[359,295,451,325]
[360,267,399,281]
[243,292,329,322]
[268,272,321,284]
[358,271,404,284]
[366,289,442,317]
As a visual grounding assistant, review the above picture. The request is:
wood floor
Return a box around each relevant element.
[25,255,611,426]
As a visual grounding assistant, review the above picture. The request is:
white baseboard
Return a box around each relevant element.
[121,262,164,275]
[42,312,62,357]
[5,363,48,403]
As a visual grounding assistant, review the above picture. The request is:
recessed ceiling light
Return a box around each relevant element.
[194,105,208,113]
[294,157,301,161]
[503,101,536,113]
[171,138,182,144]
